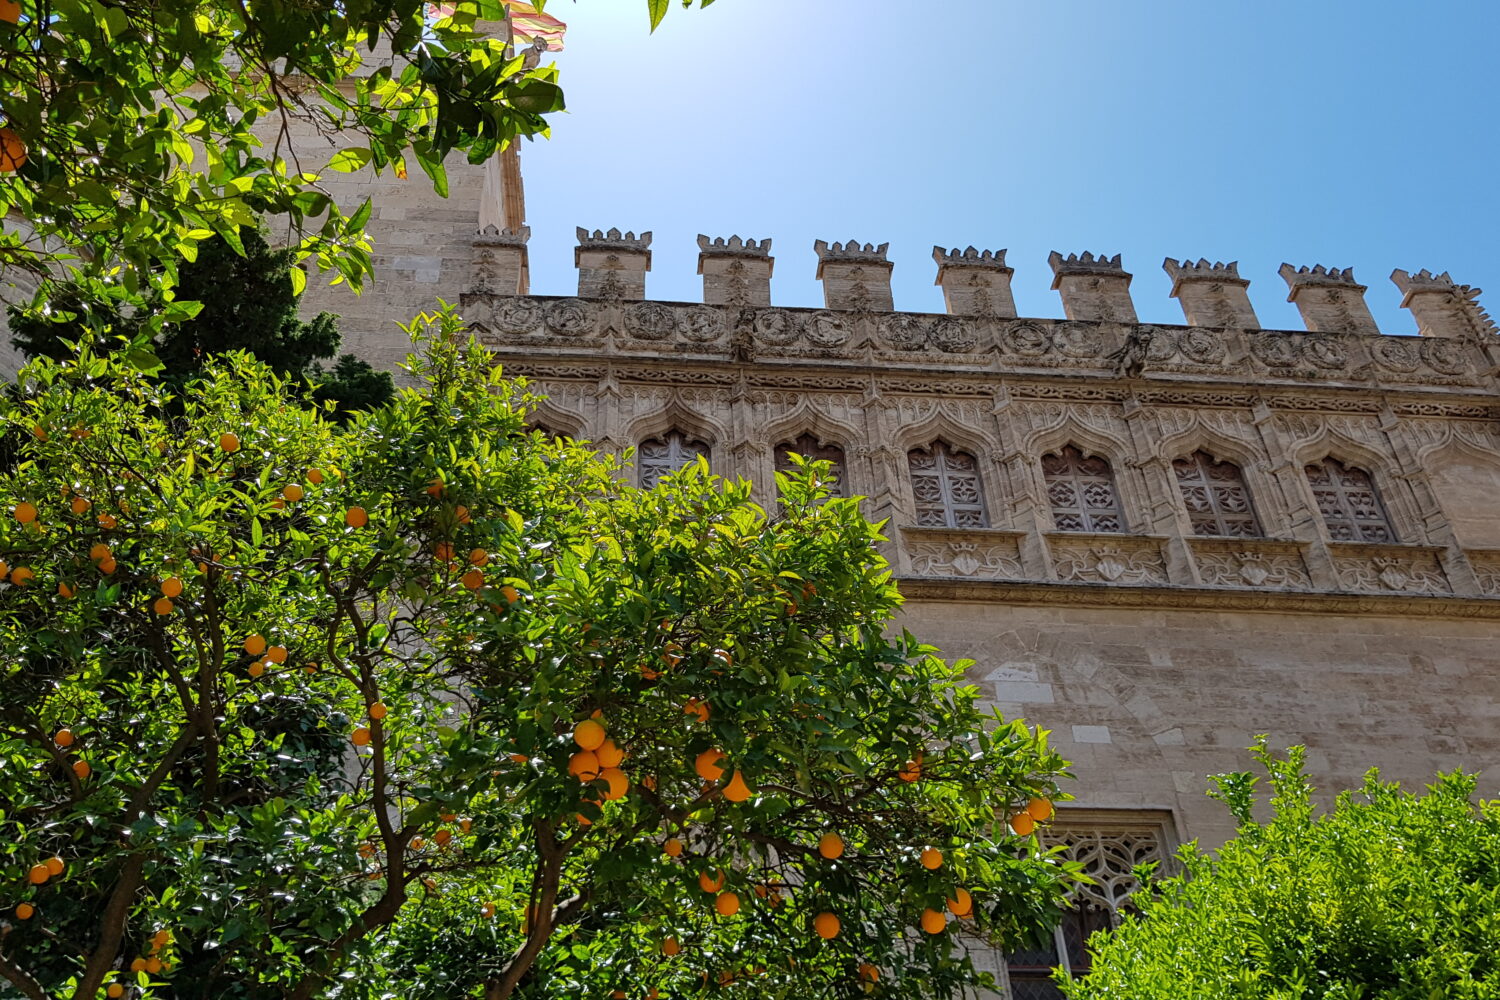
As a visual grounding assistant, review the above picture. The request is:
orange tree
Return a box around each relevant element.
[0,307,1074,1000]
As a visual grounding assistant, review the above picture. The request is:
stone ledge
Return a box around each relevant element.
[894,577,1500,619]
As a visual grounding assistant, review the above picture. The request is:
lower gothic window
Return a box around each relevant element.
[774,433,847,496]
[638,431,710,489]
[1305,457,1395,542]
[1173,450,1261,537]
[1004,814,1171,999]
[1043,446,1125,533]
[908,441,988,528]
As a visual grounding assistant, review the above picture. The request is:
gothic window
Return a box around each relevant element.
[638,431,710,489]
[1305,457,1395,542]
[774,433,847,497]
[1004,819,1170,1000]
[1043,446,1124,533]
[908,442,988,528]
[1172,450,1262,537]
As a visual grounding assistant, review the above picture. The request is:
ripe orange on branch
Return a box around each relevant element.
[13,501,36,523]
[27,862,49,884]
[921,908,948,934]
[1025,796,1054,822]
[218,432,240,453]
[697,869,725,893]
[15,903,33,920]
[818,832,845,859]
[714,891,740,916]
[568,750,601,781]
[947,887,972,916]
[595,739,624,768]
[345,506,369,528]
[1010,811,1036,836]
[694,749,725,782]
[920,847,943,870]
[573,719,606,751]
[54,728,74,747]
[813,912,841,939]
[723,770,753,803]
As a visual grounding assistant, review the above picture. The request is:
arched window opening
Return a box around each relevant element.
[638,431,710,489]
[908,441,988,528]
[774,433,847,497]
[1172,450,1262,537]
[1043,446,1124,533]
[1305,457,1395,542]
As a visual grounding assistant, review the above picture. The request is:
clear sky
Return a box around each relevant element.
[517,0,1500,334]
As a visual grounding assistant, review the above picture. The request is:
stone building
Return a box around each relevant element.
[320,195,1500,993]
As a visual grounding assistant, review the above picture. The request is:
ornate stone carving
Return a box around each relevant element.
[492,295,543,335]
[804,310,852,348]
[879,313,928,351]
[1190,539,1311,589]
[902,528,1024,580]
[544,299,597,338]
[1371,336,1422,373]
[1421,337,1470,376]
[678,305,726,344]
[1392,268,1498,339]
[1468,550,1500,596]
[1002,320,1052,357]
[1329,543,1450,595]
[1049,534,1168,585]
[623,301,677,341]
[750,308,799,347]
[929,317,979,353]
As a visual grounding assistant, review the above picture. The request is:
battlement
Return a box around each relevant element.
[460,229,1498,345]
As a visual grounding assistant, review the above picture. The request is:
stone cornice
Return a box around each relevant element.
[894,576,1500,620]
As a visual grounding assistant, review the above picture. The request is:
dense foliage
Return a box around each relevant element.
[0,307,1075,1000]
[9,226,393,416]
[0,0,710,316]
[1065,740,1500,1000]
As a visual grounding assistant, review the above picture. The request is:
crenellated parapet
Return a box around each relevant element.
[1049,251,1136,323]
[814,239,894,312]
[575,227,653,300]
[1163,258,1259,330]
[697,235,774,307]
[1391,269,1498,340]
[1279,263,1380,336]
[933,246,1016,318]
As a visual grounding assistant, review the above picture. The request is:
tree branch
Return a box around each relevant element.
[0,945,48,1000]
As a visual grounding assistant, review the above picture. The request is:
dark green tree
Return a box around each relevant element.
[9,226,393,416]
[1064,740,1500,1000]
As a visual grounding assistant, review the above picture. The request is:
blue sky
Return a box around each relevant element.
[518,0,1499,334]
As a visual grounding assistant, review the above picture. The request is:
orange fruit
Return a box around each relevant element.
[345,506,368,528]
[662,642,683,667]
[723,771,752,803]
[468,548,488,566]
[90,543,112,562]
[72,759,90,779]
[919,847,943,870]
[153,597,173,615]
[694,749,725,782]
[1025,797,1054,822]
[818,832,844,860]
[461,569,484,590]
[151,929,171,948]
[434,829,452,847]
[455,504,471,524]
[57,581,75,598]
[920,908,947,935]
[161,577,183,598]
[567,750,601,781]
[947,888,972,916]
[145,957,163,974]
[661,937,681,957]
[600,767,629,800]
[697,869,725,893]
[44,856,63,876]
[10,566,34,586]
[54,728,74,747]
[248,662,265,678]
[27,862,48,884]
[595,739,625,769]
[97,513,118,529]
[573,719,606,751]
[98,556,117,575]
[425,478,445,498]
[460,818,472,833]
[244,634,267,656]
[410,836,424,850]
[108,983,124,997]
[1010,811,1036,836]
[813,912,840,940]
[500,585,519,604]
[352,727,371,747]
[70,497,90,515]
[898,759,922,782]
[130,958,146,972]
[30,424,45,440]
[639,663,661,681]
[859,963,879,984]
[15,902,33,920]
[663,838,683,858]
[282,484,304,503]
[266,645,287,664]
[683,698,709,724]
[715,891,740,916]
[307,469,324,484]
[481,903,496,918]
[13,501,36,523]
[510,753,528,763]
[368,702,388,720]
[219,433,240,453]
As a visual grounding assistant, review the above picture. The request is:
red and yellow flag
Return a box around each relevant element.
[427,1,568,51]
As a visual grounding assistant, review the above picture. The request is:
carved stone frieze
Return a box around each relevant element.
[901,527,1025,580]
[1189,538,1312,590]
[1329,542,1450,595]
[1048,533,1169,585]
[1468,550,1500,597]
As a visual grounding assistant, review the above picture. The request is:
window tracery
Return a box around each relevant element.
[1305,457,1395,542]
[774,433,848,496]
[638,431,710,489]
[1043,446,1125,533]
[1172,450,1261,537]
[908,441,988,528]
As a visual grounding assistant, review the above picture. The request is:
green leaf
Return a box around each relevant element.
[326,148,374,173]
[647,0,669,30]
